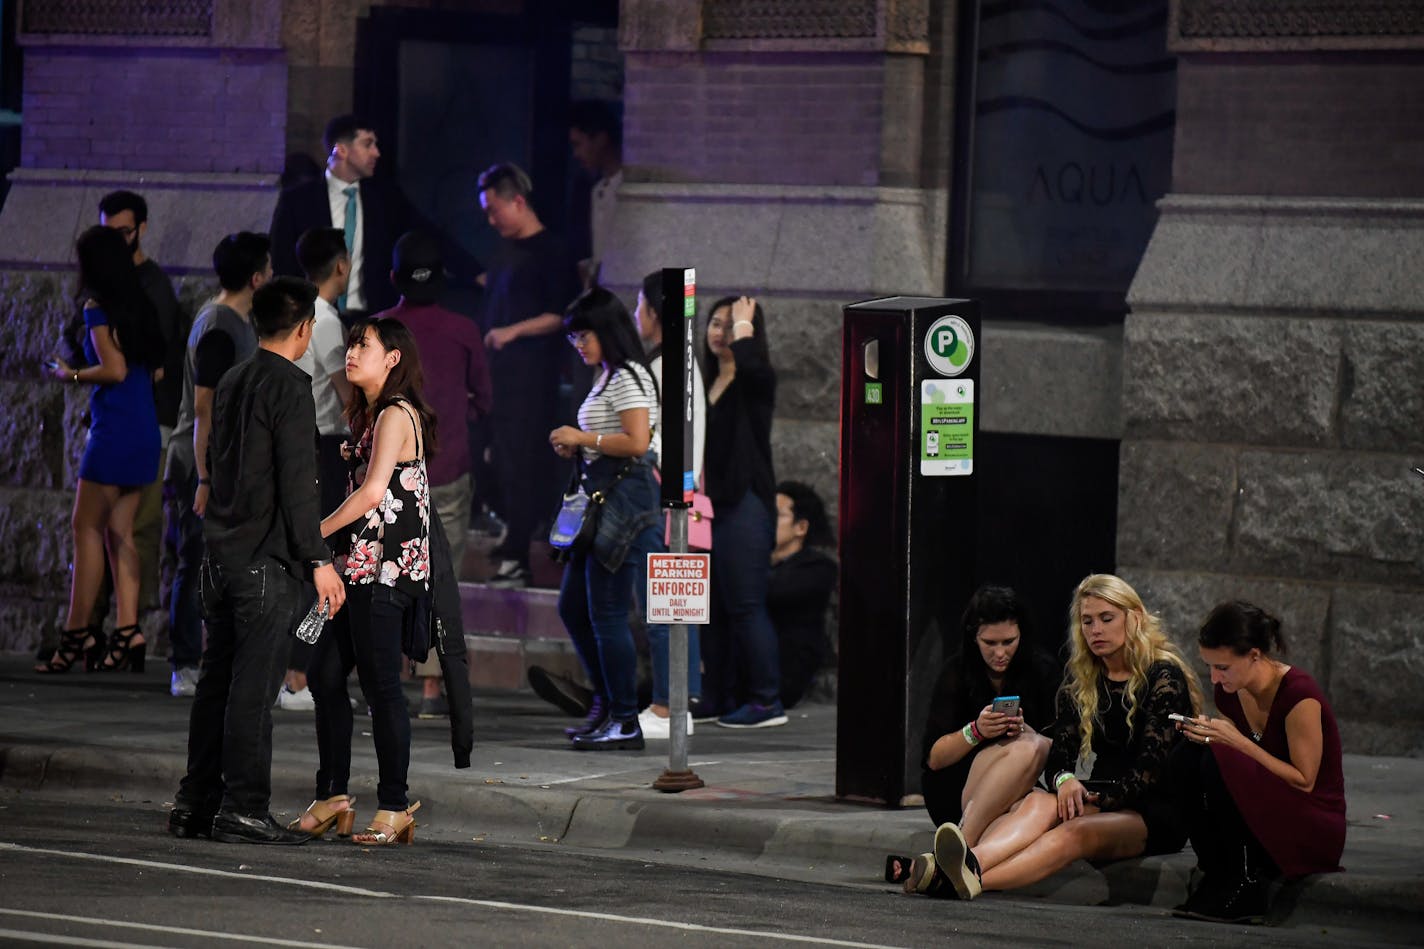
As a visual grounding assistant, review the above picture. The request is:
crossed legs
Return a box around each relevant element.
[969,788,1149,891]
[957,731,1050,846]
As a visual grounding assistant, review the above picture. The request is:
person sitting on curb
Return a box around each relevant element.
[1171,600,1346,925]
[767,480,838,710]
[905,574,1202,899]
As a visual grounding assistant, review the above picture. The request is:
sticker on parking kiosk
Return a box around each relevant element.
[920,379,974,476]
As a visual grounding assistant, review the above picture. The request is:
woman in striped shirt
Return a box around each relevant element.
[548,287,665,750]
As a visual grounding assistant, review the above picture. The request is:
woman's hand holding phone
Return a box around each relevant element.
[975,704,1023,741]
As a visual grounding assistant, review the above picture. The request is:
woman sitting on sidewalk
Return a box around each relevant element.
[888,585,1058,885]
[1172,600,1345,925]
[907,574,1202,899]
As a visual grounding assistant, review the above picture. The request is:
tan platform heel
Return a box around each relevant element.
[353,801,420,846]
[288,795,357,838]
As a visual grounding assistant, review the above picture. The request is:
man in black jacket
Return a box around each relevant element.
[169,277,347,845]
[770,481,838,710]
[268,114,479,322]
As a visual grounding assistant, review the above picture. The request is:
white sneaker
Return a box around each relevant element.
[638,708,693,740]
[487,560,529,588]
[170,666,199,697]
[275,685,316,711]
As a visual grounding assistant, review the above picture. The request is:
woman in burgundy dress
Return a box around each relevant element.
[1174,600,1346,924]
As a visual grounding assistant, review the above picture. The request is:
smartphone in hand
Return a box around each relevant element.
[991,695,1021,717]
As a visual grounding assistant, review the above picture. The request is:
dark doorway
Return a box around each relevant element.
[354,2,620,272]
[973,432,1119,656]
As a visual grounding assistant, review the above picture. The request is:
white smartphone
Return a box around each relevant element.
[1168,712,1189,723]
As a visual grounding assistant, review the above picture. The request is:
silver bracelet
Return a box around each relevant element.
[595,433,603,450]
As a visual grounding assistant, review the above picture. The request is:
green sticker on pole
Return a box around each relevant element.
[920,379,974,476]
[864,382,883,405]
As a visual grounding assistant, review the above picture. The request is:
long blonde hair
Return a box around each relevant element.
[1062,574,1203,766]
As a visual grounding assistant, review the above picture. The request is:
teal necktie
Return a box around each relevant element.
[339,185,357,312]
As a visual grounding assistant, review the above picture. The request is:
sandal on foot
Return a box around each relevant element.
[932,822,984,900]
[353,801,420,846]
[289,795,357,838]
[34,626,103,674]
[885,853,914,884]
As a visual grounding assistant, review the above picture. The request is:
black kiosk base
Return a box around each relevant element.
[835,296,981,807]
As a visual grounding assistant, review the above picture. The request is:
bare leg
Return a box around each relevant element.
[981,810,1148,892]
[104,486,144,636]
[972,788,1061,872]
[64,480,116,631]
[958,732,1050,845]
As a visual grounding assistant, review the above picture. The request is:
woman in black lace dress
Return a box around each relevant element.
[909,574,1203,899]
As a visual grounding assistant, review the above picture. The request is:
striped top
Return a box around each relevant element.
[577,362,658,462]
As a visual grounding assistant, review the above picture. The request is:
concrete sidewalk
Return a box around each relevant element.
[1,657,1419,933]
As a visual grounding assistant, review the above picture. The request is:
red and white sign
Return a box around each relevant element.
[646,552,711,625]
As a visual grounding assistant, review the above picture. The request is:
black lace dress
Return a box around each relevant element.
[1044,659,1194,855]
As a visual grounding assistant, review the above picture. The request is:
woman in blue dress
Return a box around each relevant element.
[37,226,164,674]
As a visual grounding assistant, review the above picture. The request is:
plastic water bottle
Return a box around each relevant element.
[294,599,329,645]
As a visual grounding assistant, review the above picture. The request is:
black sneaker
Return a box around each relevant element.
[932,822,983,900]
[529,665,594,717]
[167,805,216,839]
[571,717,644,751]
[488,560,529,588]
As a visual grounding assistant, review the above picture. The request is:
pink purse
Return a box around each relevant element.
[666,492,714,552]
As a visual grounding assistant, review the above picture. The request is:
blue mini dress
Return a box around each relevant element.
[78,306,160,487]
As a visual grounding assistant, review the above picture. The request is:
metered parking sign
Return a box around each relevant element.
[646,553,711,625]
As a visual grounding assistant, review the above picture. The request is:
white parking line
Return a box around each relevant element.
[0,843,906,949]
[0,907,363,947]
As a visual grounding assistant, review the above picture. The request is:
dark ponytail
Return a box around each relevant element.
[1198,600,1288,656]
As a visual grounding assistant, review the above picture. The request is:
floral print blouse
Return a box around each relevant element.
[339,399,430,597]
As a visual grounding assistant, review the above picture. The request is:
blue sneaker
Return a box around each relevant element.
[716,701,788,729]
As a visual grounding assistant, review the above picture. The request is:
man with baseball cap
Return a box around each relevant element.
[374,230,492,716]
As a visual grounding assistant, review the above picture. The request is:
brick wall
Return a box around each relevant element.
[21,48,287,174]
[1173,54,1424,199]
[624,51,884,186]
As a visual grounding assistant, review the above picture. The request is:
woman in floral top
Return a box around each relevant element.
[908,574,1203,900]
[303,318,435,846]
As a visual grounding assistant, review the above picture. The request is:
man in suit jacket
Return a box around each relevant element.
[269,114,478,321]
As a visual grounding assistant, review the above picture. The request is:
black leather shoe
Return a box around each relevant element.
[211,810,311,845]
[167,806,216,839]
[571,717,644,751]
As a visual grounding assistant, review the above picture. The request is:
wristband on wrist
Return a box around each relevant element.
[970,720,985,743]
[310,558,332,570]
[961,722,980,747]
[1054,771,1076,789]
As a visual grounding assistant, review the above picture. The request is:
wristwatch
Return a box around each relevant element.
[310,558,332,570]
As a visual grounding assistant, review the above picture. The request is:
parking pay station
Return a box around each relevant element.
[836,296,981,806]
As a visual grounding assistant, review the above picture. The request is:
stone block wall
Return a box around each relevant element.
[1121,195,1424,754]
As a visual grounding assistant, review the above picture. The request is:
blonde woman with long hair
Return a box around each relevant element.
[907,574,1202,899]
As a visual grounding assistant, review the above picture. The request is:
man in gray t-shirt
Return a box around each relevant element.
[163,233,271,697]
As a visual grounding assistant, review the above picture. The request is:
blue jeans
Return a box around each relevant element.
[560,548,641,722]
[703,490,781,708]
[176,557,299,816]
[165,468,205,669]
[633,542,700,705]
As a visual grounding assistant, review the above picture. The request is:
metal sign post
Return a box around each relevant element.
[653,266,704,793]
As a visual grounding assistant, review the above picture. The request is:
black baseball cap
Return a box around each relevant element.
[392,230,445,305]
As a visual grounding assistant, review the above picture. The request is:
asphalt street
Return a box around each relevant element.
[0,791,1414,948]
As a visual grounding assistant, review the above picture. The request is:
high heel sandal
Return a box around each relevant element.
[97,624,146,673]
[34,626,104,674]
[353,801,420,846]
[288,796,357,838]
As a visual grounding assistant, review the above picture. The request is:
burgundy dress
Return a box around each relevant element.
[1211,667,1345,878]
